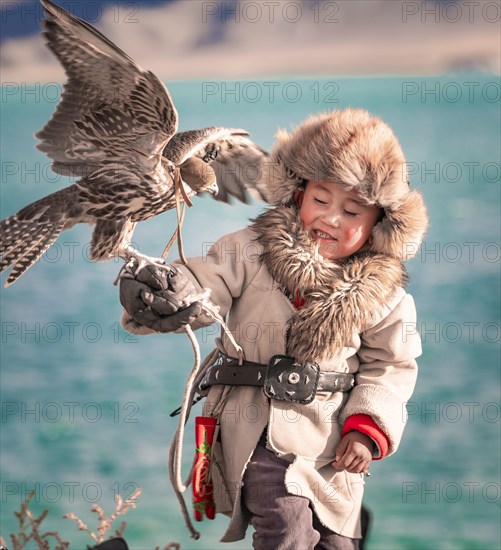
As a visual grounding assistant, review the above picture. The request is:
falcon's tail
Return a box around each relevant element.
[0,188,78,286]
[0,215,65,286]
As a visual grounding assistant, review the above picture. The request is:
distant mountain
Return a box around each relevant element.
[0,0,175,42]
[1,0,498,82]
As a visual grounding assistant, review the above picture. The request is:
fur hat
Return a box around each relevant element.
[263,109,428,261]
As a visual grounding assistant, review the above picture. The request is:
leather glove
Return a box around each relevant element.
[119,263,203,333]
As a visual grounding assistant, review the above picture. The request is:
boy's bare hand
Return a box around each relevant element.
[332,432,374,474]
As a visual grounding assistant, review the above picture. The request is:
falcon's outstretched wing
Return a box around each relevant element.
[36,0,178,178]
[164,127,270,204]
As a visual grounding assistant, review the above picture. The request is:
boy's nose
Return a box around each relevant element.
[324,212,340,227]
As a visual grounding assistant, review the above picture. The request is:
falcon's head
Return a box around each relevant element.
[179,157,218,196]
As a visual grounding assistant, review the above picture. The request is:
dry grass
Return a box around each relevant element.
[0,489,181,550]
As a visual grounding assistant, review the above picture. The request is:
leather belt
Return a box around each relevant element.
[201,353,355,404]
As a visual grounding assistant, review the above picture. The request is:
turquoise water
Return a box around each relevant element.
[0,76,500,549]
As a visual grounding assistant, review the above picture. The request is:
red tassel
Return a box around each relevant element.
[192,416,217,521]
[293,291,306,309]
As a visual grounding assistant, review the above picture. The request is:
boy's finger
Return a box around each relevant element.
[345,459,364,474]
[338,456,355,471]
[334,438,348,459]
[332,455,349,470]
[336,449,363,471]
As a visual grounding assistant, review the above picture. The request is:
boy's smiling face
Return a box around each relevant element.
[299,180,382,260]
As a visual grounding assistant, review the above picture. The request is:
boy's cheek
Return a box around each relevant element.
[345,226,365,243]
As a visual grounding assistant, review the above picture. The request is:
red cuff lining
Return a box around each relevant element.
[342,414,389,460]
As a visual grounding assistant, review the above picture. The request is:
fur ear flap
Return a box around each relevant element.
[371,190,428,260]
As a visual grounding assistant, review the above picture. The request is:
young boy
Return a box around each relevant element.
[119,109,428,549]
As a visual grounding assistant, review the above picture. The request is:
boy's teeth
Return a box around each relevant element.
[316,230,332,239]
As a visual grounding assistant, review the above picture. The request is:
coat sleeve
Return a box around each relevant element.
[120,228,262,334]
[120,310,157,335]
[339,291,422,456]
[175,227,263,329]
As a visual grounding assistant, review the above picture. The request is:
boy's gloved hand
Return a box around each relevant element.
[119,262,203,333]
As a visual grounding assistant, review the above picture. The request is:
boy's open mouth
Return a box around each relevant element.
[313,229,336,241]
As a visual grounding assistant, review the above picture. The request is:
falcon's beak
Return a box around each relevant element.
[207,181,219,196]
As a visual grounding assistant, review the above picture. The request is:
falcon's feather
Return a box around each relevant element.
[36,0,178,176]
[0,0,269,287]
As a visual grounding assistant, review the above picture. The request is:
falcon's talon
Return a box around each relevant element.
[117,246,172,284]
[113,270,135,286]
[113,262,133,286]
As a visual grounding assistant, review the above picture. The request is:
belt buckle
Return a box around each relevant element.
[264,355,320,404]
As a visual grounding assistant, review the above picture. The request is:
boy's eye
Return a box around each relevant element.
[314,197,328,205]
[343,209,358,216]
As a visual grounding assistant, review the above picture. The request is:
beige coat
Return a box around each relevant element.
[123,110,428,542]
[169,222,421,542]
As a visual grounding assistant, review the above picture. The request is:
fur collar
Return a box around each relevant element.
[251,206,408,363]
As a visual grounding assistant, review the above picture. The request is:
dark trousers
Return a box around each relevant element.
[242,441,361,550]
